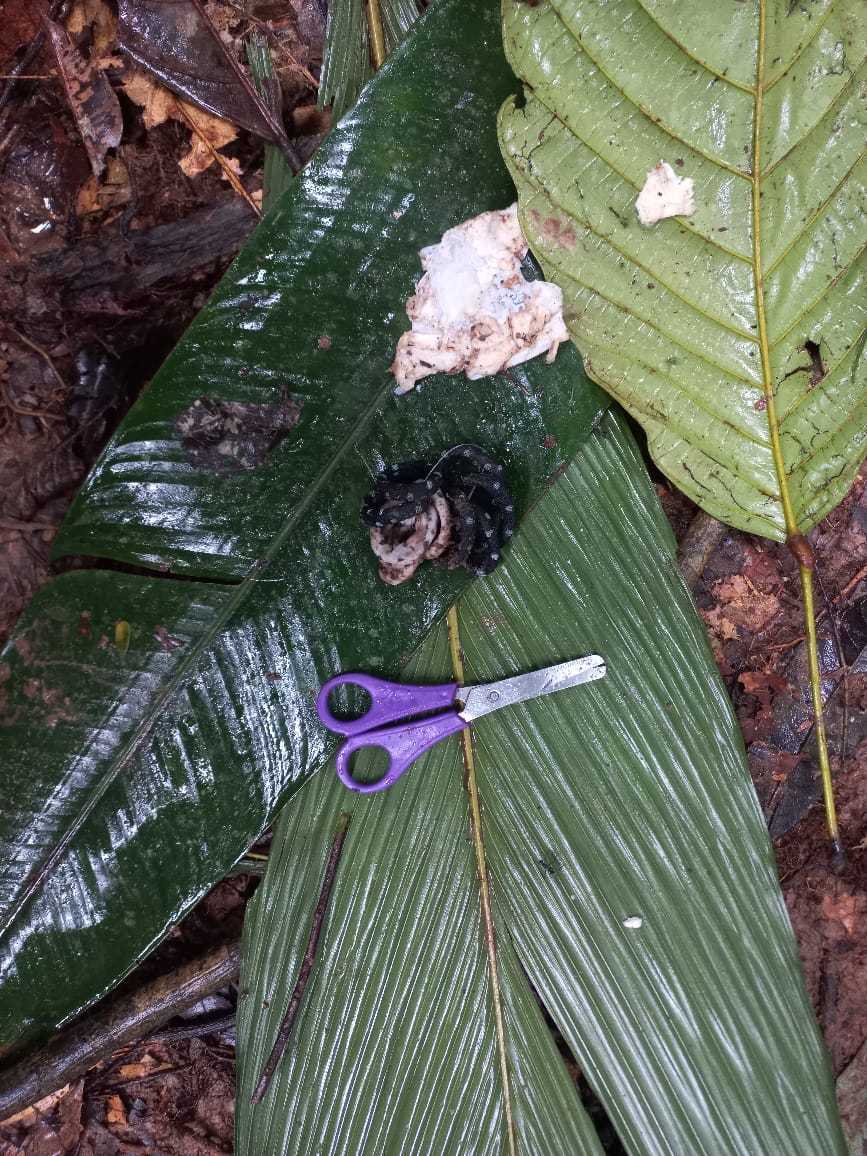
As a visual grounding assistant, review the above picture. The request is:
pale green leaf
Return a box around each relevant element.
[237,412,843,1155]
[499,0,866,540]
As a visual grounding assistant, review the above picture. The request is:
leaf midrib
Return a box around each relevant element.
[0,373,402,940]
[751,0,799,539]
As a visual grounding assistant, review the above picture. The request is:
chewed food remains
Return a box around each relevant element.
[390,204,568,393]
[361,445,515,584]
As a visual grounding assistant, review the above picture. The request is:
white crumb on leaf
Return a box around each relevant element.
[623,915,644,929]
[635,161,696,226]
[390,203,569,394]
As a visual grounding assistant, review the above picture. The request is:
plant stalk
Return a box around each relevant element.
[366,0,387,70]
[751,1,841,857]
[797,558,843,863]
[446,606,516,1156]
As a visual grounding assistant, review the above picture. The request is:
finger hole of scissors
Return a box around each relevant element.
[324,682,373,725]
[345,745,394,791]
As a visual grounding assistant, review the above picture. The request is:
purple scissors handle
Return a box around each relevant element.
[316,673,463,793]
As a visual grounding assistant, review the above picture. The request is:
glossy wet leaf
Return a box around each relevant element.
[0,0,604,1052]
[237,412,843,1156]
[499,0,867,541]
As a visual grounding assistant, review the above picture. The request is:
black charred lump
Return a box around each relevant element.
[360,445,515,585]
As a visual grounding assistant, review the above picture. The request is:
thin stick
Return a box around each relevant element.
[251,811,351,1104]
[446,606,517,1156]
[1,324,67,395]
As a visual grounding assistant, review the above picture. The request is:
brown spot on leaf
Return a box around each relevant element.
[538,216,576,248]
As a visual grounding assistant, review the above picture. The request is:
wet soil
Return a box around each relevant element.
[1,1,865,1152]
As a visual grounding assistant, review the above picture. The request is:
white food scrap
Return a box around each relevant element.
[635,161,696,226]
[622,915,644,929]
[390,203,569,394]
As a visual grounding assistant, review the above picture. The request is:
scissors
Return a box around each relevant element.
[317,654,606,793]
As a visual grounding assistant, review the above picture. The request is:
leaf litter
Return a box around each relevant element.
[173,393,305,475]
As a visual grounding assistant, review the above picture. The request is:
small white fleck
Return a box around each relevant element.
[623,915,643,929]
[635,161,696,226]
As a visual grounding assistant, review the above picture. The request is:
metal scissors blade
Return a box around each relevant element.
[459,655,606,721]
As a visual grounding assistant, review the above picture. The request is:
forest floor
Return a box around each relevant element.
[0,1,865,1153]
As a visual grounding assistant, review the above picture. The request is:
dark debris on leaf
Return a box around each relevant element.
[173,393,304,476]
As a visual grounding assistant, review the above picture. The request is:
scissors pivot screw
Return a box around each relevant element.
[487,691,500,702]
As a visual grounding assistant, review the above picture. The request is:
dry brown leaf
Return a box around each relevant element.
[121,66,240,177]
[0,1079,84,1151]
[45,18,123,177]
[738,670,789,697]
[710,575,781,634]
[700,606,740,643]
[76,155,132,216]
[821,892,863,937]
[119,65,177,129]
[117,1049,173,1081]
[178,110,241,178]
[67,0,118,63]
[105,1093,127,1127]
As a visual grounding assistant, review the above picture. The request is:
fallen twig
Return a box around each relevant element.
[0,938,241,1120]
[251,811,351,1104]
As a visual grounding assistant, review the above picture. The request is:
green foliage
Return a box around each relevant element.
[238,411,843,1155]
[500,0,866,540]
[0,0,600,1051]
[320,0,419,119]
[0,4,846,1153]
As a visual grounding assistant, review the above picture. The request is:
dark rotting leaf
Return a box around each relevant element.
[115,0,300,165]
[173,393,304,476]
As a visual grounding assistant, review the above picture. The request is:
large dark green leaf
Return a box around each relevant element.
[237,412,843,1155]
[0,0,604,1052]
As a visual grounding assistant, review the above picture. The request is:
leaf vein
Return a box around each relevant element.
[574,334,773,453]
[516,164,758,342]
[761,0,840,93]
[763,149,866,280]
[631,0,756,95]
[768,237,867,354]
[760,56,866,179]
[541,254,760,389]
[544,0,750,178]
